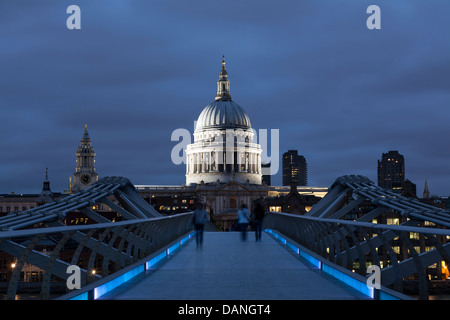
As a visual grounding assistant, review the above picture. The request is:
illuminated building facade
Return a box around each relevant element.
[185,56,262,186]
[136,58,326,229]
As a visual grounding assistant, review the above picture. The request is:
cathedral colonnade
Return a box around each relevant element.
[186,130,262,175]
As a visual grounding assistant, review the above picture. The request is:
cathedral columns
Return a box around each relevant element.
[201,152,204,173]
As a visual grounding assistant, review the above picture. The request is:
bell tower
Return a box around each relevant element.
[37,168,54,204]
[69,124,98,193]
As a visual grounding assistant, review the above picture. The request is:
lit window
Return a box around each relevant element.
[387,218,399,225]
[410,232,420,240]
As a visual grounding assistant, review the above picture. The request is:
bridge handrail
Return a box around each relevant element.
[264,211,450,300]
[0,212,194,300]
[0,213,193,239]
[269,211,450,236]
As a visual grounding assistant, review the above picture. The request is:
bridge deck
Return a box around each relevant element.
[100,232,368,300]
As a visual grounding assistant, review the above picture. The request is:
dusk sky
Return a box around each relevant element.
[1,1,449,196]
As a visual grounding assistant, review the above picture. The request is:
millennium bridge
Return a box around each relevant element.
[1,175,449,300]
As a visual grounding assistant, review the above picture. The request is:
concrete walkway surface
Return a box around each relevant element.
[100,232,367,300]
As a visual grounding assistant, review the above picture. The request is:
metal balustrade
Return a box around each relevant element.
[264,213,450,299]
[264,175,450,300]
[306,175,450,228]
[0,176,194,300]
[0,213,194,300]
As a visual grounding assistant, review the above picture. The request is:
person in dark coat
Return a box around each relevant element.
[253,202,265,241]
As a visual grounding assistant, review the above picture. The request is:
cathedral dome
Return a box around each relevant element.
[195,55,251,132]
[186,56,262,186]
[196,99,251,131]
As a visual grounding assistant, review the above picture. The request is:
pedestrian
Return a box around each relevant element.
[193,203,208,248]
[237,203,250,241]
[253,201,265,241]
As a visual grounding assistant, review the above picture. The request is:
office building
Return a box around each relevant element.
[377,150,405,193]
[282,150,307,186]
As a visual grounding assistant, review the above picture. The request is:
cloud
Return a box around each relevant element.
[0,0,449,196]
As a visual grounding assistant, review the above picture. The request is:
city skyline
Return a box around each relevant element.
[1,1,449,195]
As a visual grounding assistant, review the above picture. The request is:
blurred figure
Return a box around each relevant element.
[253,201,265,241]
[237,204,250,241]
[193,203,208,248]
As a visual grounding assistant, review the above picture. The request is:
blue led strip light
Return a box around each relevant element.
[69,231,196,300]
[322,264,374,298]
[69,292,88,300]
[94,264,145,299]
[265,229,321,269]
[264,229,376,299]
[146,251,167,269]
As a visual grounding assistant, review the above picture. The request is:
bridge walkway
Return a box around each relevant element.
[99,232,369,300]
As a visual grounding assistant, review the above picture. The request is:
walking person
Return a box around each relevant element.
[253,201,265,242]
[193,203,208,248]
[237,203,250,241]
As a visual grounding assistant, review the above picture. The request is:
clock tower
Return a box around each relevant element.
[69,124,98,193]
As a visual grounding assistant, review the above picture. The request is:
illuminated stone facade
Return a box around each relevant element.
[186,56,262,186]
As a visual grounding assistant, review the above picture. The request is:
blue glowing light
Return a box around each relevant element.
[94,264,145,299]
[322,264,374,298]
[286,242,300,254]
[146,251,167,269]
[299,250,322,269]
[65,232,206,300]
[266,229,321,269]
[167,242,181,255]
[69,292,88,300]
[265,229,373,298]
